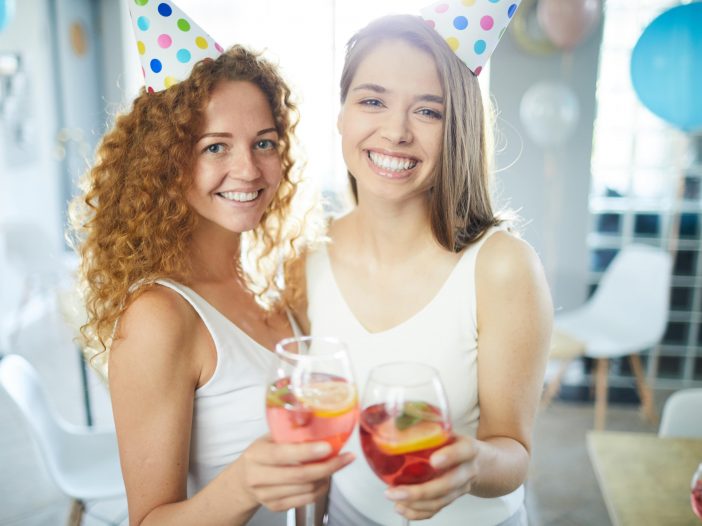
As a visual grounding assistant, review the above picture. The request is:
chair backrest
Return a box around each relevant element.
[588,244,672,349]
[0,354,71,476]
[659,388,702,438]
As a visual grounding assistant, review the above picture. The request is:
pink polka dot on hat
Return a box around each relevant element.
[420,0,521,75]
[128,0,223,92]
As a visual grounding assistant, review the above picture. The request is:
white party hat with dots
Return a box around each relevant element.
[127,0,224,92]
[420,0,521,76]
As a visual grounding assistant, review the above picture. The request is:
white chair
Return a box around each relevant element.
[0,354,125,525]
[0,221,65,350]
[659,388,702,438]
[551,244,672,430]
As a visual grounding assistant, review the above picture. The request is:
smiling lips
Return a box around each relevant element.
[367,150,418,177]
[217,190,261,202]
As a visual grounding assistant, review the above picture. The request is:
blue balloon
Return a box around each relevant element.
[630,3,702,133]
[0,0,15,33]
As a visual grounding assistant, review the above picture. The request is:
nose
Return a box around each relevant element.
[227,145,261,181]
[380,110,413,145]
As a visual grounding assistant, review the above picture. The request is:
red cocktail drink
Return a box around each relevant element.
[692,478,702,519]
[360,401,453,485]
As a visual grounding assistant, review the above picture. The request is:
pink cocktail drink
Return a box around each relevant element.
[360,402,453,485]
[692,478,702,519]
[266,373,358,456]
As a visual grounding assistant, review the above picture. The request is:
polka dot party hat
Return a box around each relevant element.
[420,0,521,76]
[128,0,224,92]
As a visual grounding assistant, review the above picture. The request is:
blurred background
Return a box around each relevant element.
[1,0,701,525]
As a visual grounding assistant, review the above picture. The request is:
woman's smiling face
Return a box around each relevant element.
[337,39,444,203]
[188,80,282,235]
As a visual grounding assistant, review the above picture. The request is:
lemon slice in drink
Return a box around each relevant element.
[373,419,449,455]
[299,381,357,418]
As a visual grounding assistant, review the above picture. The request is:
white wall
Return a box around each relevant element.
[0,0,119,336]
[0,0,64,319]
[491,23,604,311]
[96,0,141,117]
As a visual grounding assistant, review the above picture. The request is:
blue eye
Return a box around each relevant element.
[205,143,225,154]
[255,139,277,150]
[418,108,443,120]
[360,98,384,108]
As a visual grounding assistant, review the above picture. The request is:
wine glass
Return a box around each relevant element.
[266,336,358,526]
[692,462,702,520]
[360,362,454,526]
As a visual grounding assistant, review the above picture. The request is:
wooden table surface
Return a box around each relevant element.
[587,431,702,526]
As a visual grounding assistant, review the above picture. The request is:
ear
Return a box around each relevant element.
[336,109,343,134]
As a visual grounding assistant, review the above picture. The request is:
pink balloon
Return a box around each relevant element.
[537,0,601,50]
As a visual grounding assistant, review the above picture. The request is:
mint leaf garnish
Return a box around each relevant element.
[395,412,420,430]
[404,401,441,422]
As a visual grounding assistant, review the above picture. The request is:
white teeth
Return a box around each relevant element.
[368,151,417,172]
[219,191,259,202]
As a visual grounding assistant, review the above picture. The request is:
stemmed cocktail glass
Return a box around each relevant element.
[360,362,454,526]
[266,336,358,526]
[692,462,702,520]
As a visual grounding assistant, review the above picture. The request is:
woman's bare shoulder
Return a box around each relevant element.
[476,230,545,284]
[110,284,202,372]
[122,284,198,331]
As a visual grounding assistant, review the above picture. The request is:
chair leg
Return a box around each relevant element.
[541,359,574,408]
[594,358,609,430]
[629,354,658,426]
[67,499,84,526]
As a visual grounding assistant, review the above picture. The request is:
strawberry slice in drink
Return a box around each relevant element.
[395,461,435,485]
[266,383,312,428]
[360,402,453,485]
[266,374,358,454]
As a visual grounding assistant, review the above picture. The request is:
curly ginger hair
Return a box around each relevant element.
[70,45,314,353]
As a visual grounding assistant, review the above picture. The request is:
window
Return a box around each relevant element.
[589,0,700,388]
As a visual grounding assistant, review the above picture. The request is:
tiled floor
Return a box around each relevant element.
[528,397,662,526]
[0,303,671,525]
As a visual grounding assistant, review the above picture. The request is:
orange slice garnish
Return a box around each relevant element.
[298,381,357,418]
[373,419,449,455]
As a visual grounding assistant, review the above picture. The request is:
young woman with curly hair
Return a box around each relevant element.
[70,46,351,526]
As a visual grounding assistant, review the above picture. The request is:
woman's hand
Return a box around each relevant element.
[235,435,355,513]
[384,436,478,521]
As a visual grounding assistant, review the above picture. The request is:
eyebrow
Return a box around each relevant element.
[352,83,444,105]
[197,128,278,141]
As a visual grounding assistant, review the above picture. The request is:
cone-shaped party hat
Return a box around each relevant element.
[127,0,224,92]
[420,0,521,75]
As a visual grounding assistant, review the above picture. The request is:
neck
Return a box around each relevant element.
[350,190,438,264]
[188,220,242,284]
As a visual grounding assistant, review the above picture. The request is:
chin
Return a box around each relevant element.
[229,218,265,234]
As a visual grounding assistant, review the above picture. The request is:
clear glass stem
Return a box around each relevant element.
[304,503,315,526]
[402,518,410,526]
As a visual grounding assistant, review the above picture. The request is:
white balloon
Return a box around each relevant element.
[520,81,580,148]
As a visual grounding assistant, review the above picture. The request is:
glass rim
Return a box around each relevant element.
[275,335,349,361]
[367,361,442,388]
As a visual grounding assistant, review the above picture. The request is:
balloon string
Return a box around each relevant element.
[544,151,561,298]
[560,51,574,82]
[665,133,691,261]
[648,133,689,383]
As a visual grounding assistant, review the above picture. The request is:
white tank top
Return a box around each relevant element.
[305,228,524,526]
[155,279,294,526]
